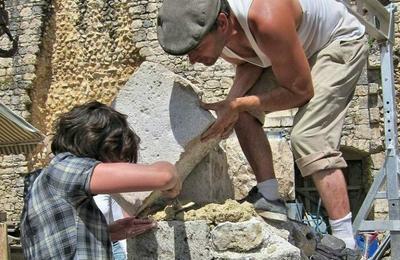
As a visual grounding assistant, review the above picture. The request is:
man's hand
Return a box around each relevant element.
[108,217,156,241]
[161,179,182,199]
[200,99,239,141]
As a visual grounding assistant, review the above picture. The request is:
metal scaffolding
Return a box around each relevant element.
[347,0,400,258]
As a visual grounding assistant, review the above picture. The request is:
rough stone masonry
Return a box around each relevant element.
[128,217,301,259]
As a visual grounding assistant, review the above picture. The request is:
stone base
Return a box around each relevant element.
[127,218,301,259]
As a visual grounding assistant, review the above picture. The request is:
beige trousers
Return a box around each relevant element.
[247,36,368,177]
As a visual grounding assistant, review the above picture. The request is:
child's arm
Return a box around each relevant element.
[89,161,179,194]
[108,217,156,241]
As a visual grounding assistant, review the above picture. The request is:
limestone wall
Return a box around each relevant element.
[0,0,48,222]
[0,0,398,222]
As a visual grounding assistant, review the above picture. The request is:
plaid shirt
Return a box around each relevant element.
[21,152,112,259]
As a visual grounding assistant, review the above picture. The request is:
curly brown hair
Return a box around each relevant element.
[51,101,140,163]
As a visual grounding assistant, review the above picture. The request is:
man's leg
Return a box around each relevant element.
[235,111,282,204]
[312,168,350,219]
[312,168,355,249]
[234,111,275,183]
[234,111,288,221]
[291,36,368,248]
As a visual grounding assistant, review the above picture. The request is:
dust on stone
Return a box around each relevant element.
[151,199,257,224]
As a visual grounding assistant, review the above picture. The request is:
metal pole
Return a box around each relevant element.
[380,4,400,258]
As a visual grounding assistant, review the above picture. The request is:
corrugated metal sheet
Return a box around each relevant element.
[0,102,44,155]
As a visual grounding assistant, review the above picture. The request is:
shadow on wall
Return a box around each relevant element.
[169,81,213,147]
[179,146,235,205]
[169,81,235,204]
[128,221,210,259]
[128,230,158,259]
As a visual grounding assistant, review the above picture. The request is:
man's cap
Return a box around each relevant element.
[157,0,221,56]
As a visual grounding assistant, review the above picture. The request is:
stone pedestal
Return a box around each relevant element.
[127,218,301,259]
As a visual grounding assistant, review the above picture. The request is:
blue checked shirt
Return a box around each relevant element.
[21,152,113,259]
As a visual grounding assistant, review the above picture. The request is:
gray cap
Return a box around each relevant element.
[157,0,221,55]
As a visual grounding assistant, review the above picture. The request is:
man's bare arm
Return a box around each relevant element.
[199,58,263,141]
[200,0,311,141]
[222,58,264,99]
[90,161,179,194]
[232,0,313,113]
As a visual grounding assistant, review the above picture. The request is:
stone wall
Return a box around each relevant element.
[0,0,398,222]
[0,0,48,222]
[0,155,27,221]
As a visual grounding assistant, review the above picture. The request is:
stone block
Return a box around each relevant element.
[127,218,301,259]
[211,218,264,251]
[370,152,385,170]
[112,62,229,215]
[354,125,372,139]
[368,44,381,69]
[355,85,369,96]
[369,83,379,95]
[357,65,369,85]
[369,107,381,124]
[128,220,211,259]
[358,96,369,109]
[212,219,301,259]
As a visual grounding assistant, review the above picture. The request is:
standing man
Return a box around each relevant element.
[157,0,367,249]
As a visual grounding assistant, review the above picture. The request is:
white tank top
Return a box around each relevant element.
[222,0,365,68]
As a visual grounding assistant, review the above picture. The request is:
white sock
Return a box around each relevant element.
[329,212,356,249]
[257,179,280,201]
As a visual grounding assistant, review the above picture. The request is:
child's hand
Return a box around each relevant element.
[108,217,157,241]
[161,179,182,199]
